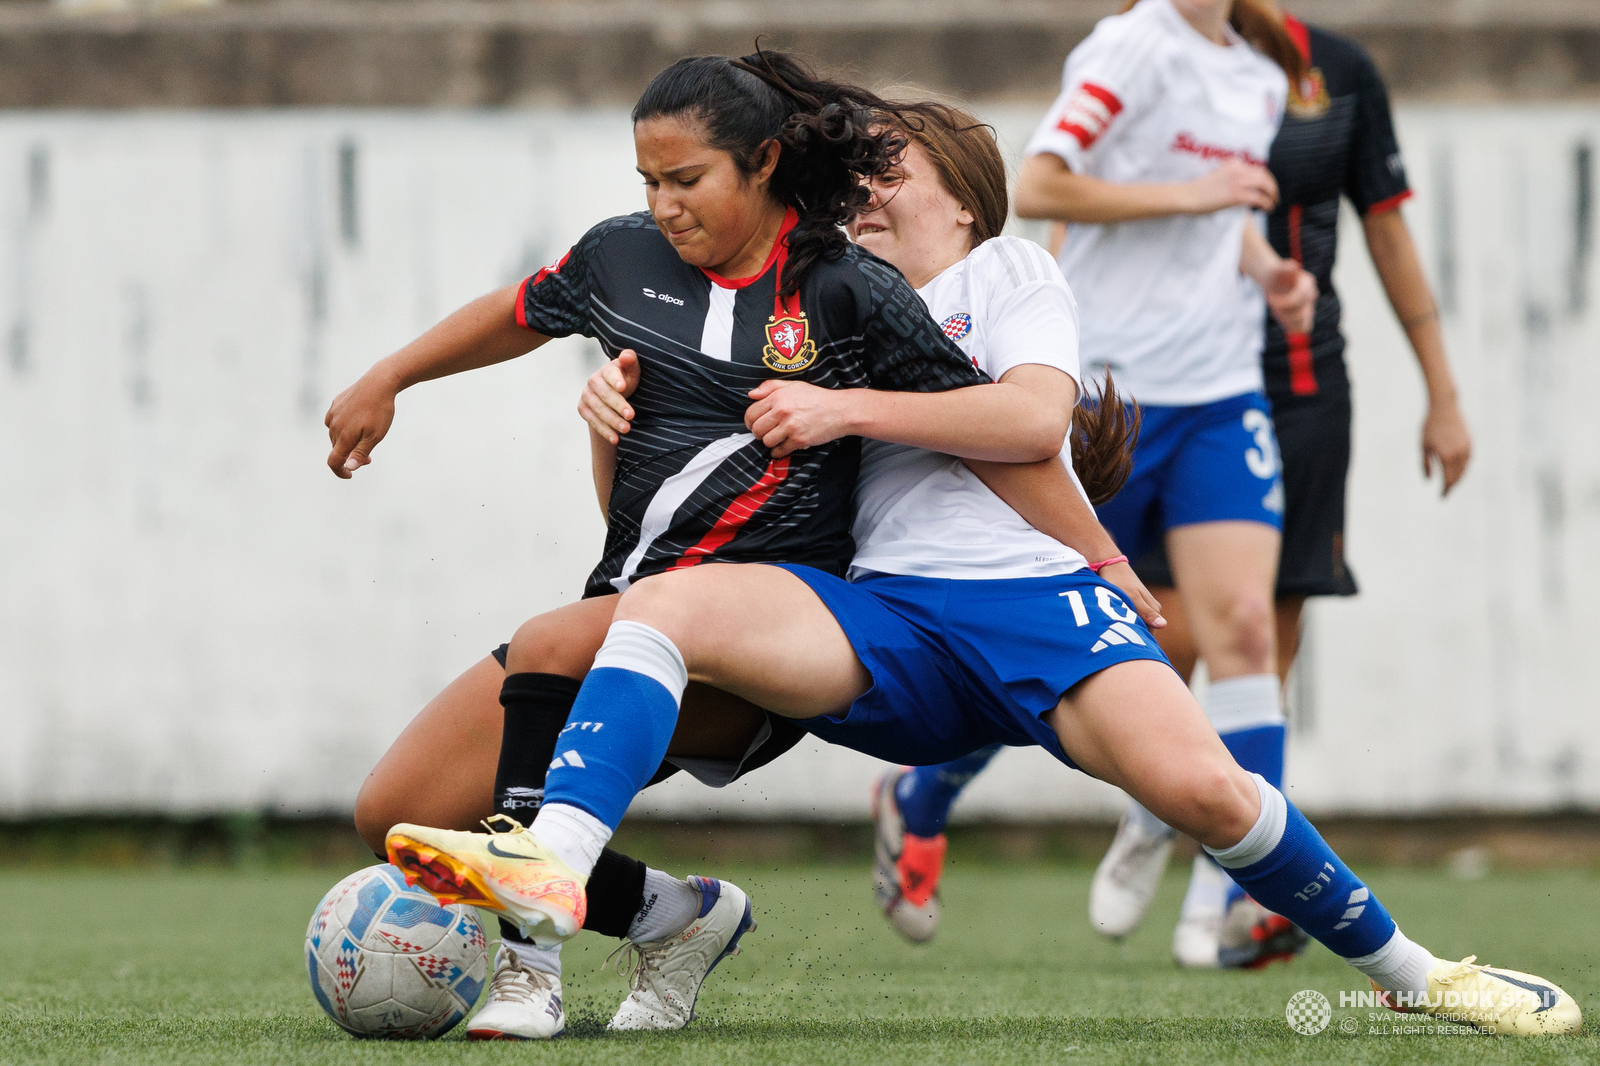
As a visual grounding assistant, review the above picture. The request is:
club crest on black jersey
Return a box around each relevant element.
[515,208,989,598]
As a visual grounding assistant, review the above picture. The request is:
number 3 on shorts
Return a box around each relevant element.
[1242,408,1278,480]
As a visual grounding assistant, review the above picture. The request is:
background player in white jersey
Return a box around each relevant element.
[386,99,1580,1039]
[872,0,1316,959]
[1082,2,1477,971]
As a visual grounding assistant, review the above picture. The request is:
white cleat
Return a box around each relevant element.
[606,876,757,1031]
[466,944,565,1040]
[1089,810,1176,939]
[1381,955,1583,1036]
[1172,854,1227,968]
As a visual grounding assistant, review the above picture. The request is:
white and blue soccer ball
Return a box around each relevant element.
[305,863,489,1039]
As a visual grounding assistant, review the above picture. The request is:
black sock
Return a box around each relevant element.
[492,671,650,941]
[493,672,581,943]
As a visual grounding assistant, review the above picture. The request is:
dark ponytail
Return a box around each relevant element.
[632,48,905,296]
[1072,372,1141,507]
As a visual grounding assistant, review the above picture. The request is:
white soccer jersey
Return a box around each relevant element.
[849,236,1090,581]
[1024,0,1288,407]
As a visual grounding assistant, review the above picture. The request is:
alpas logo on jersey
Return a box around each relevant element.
[1056,82,1123,150]
[763,312,818,372]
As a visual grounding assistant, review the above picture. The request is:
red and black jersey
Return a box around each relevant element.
[518,208,990,598]
[1262,16,1411,402]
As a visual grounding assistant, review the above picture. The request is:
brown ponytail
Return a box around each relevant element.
[1072,372,1141,507]
[1117,0,1305,86]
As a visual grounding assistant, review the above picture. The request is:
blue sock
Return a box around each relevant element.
[1207,675,1287,909]
[1208,775,1396,959]
[542,622,685,830]
[895,744,1002,837]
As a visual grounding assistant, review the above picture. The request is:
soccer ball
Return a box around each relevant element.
[305,863,489,1039]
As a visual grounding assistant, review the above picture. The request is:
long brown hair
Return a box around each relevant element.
[880,102,1140,505]
[1118,0,1305,85]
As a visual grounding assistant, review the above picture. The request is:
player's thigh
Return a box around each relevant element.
[615,563,870,718]
[354,654,505,853]
[503,595,624,677]
[1046,659,1257,849]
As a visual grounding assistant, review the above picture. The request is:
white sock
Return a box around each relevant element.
[531,802,611,879]
[594,620,689,698]
[1126,798,1177,839]
[501,938,562,977]
[1345,928,1436,996]
[1178,854,1229,920]
[1206,773,1287,869]
[1205,673,1285,733]
[628,868,704,943]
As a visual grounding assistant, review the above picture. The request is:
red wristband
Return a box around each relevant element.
[1087,554,1128,573]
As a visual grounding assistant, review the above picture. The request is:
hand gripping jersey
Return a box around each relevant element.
[850,236,1089,581]
[1024,0,1288,406]
[1263,16,1411,401]
[517,209,989,596]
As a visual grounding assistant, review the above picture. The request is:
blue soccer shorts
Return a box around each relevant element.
[1096,390,1285,563]
[775,564,1174,769]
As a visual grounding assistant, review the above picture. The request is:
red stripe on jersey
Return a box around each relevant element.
[1365,189,1413,216]
[701,208,799,290]
[673,456,791,568]
[518,249,571,329]
[514,275,531,329]
[1283,14,1311,64]
[1285,204,1317,395]
[1055,82,1123,150]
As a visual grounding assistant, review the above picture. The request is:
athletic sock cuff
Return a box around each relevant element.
[1205,674,1285,734]
[593,621,688,702]
[1206,773,1288,869]
[500,671,584,708]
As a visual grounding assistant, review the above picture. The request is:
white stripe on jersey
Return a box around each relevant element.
[699,285,737,362]
[610,432,756,591]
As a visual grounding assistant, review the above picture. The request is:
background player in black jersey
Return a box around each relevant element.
[1084,6,1475,970]
[329,53,1135,1038]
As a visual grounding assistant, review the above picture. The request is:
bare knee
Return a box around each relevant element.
[353,777,396,857]
[1155,760,1260,850]
[613,570,711,651]
[1209,592,1275,675]
[505,604,613,677]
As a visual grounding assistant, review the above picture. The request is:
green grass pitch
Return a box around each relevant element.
[3,859,1596,1064]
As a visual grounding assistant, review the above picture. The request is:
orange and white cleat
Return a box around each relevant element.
[385,815,586,946]
[871,769,946,944]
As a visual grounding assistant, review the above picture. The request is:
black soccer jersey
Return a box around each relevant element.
[517,208,989,598]
[1261,16,1411,402]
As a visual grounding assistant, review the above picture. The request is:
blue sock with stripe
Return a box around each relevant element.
[542,621,685,833]
[1206,675,1287,908]
[1207,774,1396,960]
[895,745,1003,837]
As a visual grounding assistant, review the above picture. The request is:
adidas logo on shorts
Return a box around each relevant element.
[1091,621,1146,653]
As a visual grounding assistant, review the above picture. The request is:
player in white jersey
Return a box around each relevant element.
[389,102,1580,1038]
[877,0,1322,959]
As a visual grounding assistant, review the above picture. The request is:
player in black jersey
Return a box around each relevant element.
[1090,8,1474,969]
[335,52,1083,1038]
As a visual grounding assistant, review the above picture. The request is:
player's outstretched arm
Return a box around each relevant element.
[1015,153,1277,224]
[742,363,1072,462]
[325,283,550,478]
[1361,208,1471,494]
[966,457,1164,628]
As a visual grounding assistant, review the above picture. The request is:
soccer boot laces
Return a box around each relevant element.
[386,814,586,946]
[870,768,944,944]
[1090,810,1176,939]
[466,944,564,1040]
[1377,955,1582,1036]
[606,877,757,1031]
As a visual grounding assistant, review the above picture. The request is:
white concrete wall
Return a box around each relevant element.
[0,105,1595,820]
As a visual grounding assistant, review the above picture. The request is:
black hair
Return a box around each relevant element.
[632,48,905,296]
